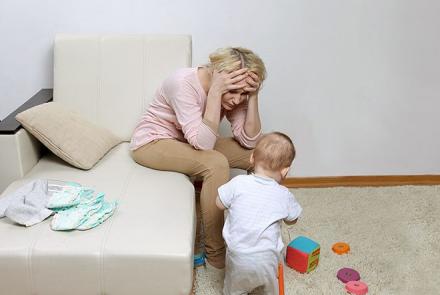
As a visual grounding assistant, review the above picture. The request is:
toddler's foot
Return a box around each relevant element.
[205,260,225,282]
[206,255,225,269]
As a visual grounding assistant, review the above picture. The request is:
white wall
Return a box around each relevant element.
[1,0,439,176]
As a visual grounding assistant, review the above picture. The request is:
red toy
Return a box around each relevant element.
[286,236,320,273]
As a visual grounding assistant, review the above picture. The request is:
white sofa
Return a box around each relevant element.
[0,34,195,295]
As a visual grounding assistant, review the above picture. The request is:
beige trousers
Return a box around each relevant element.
[132,137,253,268]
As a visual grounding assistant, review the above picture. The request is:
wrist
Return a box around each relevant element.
[248,93,258,101]
[208,87,223,99]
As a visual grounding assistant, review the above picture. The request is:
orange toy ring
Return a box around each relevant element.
[332,242,350,255]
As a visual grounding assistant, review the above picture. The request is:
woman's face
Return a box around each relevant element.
[221,89,248,110]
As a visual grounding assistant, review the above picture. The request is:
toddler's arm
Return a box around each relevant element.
[284,191,302,225]
[216,196,227,210]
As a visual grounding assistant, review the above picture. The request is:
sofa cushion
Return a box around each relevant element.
[16,102,121,170]
[0,143,195,295]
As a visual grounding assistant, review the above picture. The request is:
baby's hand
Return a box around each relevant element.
[284,218,298,226]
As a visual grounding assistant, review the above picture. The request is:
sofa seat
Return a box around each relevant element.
[0,143,195,295]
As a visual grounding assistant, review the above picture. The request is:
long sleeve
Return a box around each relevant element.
[225,101,262,149]
[285,191,302,222]
[165,78,218,150]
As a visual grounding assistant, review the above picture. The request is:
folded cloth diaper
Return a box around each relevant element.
[77,200,118,231]
[1,179,118,230]
[51,192,105,231]
[46,181,82,209]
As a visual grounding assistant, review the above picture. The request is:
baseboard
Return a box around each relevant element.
[282,175,440,188]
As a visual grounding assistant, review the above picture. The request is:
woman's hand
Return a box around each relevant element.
[242,71,261,138]
[244,71,261,99]
[210,61,248,96]
[204,62,247,132]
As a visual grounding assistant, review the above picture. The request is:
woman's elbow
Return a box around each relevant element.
[235,136,256,149]
[190,139,215,151]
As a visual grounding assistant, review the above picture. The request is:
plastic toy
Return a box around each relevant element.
[345,281,368,295]
[278,262,284,295]
[286,236,320,273]
[332,242,350,255]
[337,267,360,283]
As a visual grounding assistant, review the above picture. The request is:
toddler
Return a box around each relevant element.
[216,132,302,295]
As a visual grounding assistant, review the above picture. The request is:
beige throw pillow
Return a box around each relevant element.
[16,102,122,170]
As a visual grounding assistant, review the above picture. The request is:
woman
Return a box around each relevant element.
[130,47,266,269]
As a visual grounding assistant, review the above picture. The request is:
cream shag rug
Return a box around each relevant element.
[194,185,440,294]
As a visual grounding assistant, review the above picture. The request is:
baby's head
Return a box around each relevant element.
[251,132,296,182]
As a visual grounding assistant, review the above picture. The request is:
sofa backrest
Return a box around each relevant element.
[53,34,192,141]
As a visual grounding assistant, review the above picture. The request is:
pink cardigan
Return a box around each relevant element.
[130,67,261,151]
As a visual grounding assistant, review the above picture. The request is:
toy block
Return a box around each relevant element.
[286,236,320,273]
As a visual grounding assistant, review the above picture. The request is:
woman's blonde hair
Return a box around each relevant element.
[208,47,267,82]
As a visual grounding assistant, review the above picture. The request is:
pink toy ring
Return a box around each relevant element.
[345,280,368,295]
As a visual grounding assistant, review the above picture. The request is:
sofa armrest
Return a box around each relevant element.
[0,89,53,134]
[0,89,53,193]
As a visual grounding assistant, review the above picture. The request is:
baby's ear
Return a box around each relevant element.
[281,167,290,179]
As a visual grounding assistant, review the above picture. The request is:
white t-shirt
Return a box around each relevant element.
[218,174,302,255]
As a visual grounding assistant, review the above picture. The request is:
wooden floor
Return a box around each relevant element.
[282,174,440,188]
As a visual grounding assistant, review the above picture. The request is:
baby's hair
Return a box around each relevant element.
[208,47,267,83]
[253,132,296,171]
